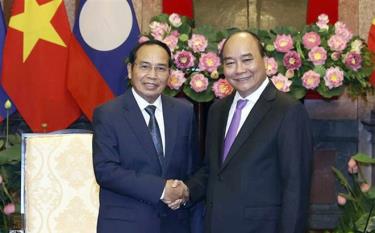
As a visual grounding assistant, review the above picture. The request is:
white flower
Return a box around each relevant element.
[169,13,182,27]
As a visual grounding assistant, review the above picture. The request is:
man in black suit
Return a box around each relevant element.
[185,31,313,233]
[93,40,202,233]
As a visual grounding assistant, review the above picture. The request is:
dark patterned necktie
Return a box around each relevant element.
[145,105,165,171]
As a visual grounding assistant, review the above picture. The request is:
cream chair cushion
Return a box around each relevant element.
[24,133,99,233]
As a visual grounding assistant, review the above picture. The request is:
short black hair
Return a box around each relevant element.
[220,30,265,59]
[128,39,173,67]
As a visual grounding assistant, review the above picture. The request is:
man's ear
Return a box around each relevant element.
[127,63,132,80]
[263,57,267,68]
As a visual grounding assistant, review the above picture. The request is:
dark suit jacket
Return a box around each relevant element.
[187,82,313,233]
[93,89,202,233]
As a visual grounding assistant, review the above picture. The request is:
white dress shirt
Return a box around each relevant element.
[225,78,270,137]
[132,88,165,155]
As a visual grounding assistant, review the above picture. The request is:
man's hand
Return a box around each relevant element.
[162,180,189,210]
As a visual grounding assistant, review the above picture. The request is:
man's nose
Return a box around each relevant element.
[236,62,246,73]
[148,67,158,78]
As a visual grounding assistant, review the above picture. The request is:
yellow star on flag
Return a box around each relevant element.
[9,0,66,62]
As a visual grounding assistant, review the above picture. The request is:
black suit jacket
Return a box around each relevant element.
[187,82,313,233]
[93,90,202,233]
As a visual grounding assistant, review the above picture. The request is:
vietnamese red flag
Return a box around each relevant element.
[368,18,375,86]
[1,0,81,132]
[0,6,16,121]
[368,18,375,52]
[163,0,194,18]
[306,0,338,24]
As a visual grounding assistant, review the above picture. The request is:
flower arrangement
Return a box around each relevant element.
[140,13,233,102]
[332,153,375,232]
[259,14,374,99]
[0,100,22,231]
[141,13,374,101]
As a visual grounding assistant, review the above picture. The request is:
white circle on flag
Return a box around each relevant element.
[79,0,134,51]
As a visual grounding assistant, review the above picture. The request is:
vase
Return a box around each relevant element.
[304,90,339,100]
[8,213,24,233]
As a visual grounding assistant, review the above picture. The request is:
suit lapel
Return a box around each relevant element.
[215,95,234,169]
[120,91,162,172]
[220,83,276,172]
[162,96,177,172]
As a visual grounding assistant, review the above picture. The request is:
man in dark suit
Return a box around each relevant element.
[92,40,202,233]
[185,31,313,233]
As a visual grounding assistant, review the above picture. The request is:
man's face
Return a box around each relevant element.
[222,33,267,98]
[128,44,170,103]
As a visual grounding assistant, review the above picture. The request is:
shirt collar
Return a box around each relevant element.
[132,88,163,111]
[233,78,269,103]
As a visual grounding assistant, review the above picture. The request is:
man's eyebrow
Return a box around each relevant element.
[138,61,168,66]
[241,53,253,58]
[223,57,234,61]
[137,61,151,64]
[223,53,253,61]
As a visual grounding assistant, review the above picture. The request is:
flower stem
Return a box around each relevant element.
[1,208,8,232]
[0,167,14,203]
[2,182,14,203]
[363,201,374,233]
[5,108,9,148]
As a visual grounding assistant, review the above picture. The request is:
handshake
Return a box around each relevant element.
[162,179,189,210]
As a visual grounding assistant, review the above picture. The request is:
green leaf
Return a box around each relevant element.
[295,40,305,59]
[332,167,350,188]
[183,85,214,102]
[289,86,306,99]
[352,153,375,164]
[178,23,191,35]
[355,213,375,232]
[0,139,4,150]
[194,25,216,39]
[8,134,21,145]
[163,87,180,97]
[313,65,326,77]
[337,192,355,201]
[367,187,375,199]
[216,30,230,40]
[317,85,345,98]
[224,27,241,37]
[150,14,169,23]
[0,144,21,165]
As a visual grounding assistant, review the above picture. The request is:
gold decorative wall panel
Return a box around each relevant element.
[24,134,99,233]
[194,0,307,30]
[339,0,359,35]
[258,0,308,30]
[133,0,162,33]
[194,0,249,30]
[359,0,375,39]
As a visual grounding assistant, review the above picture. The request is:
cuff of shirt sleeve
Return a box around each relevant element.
[160,187,165,200]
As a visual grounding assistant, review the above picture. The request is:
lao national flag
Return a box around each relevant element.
[1,0,82,132]
[72,0,140,97]
[0,6,16,121]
